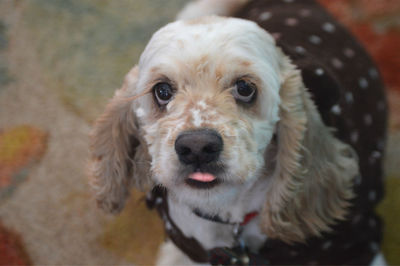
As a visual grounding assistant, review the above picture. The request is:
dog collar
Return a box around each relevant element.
[193,208,259,226]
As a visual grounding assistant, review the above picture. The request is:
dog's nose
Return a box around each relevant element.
[175,129,223,166]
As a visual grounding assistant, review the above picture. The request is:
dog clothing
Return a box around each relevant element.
[148,0,388,264]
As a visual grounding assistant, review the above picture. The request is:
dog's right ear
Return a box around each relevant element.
[88,66,152,214]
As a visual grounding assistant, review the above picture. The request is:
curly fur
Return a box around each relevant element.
[260,54,357,242]
[89,67,152,213]
[88,13,358,253]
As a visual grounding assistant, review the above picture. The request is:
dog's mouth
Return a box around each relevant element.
[185,171,221,189]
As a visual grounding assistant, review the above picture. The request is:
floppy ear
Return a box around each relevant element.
[88,67,152,214]
[260,54,358,243]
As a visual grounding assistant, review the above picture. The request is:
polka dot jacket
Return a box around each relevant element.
[147,0,388,265]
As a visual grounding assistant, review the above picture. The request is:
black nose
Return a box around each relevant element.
[175,129,223,166]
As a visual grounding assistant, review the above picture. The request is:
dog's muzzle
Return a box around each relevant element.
[175,129,223,189]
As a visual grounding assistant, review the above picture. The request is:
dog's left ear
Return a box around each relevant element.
[260,52,358,243]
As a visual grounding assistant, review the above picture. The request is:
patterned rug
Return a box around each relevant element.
[0,126,47,265]
[0,221,31,265]
[0,126,47,200]
[0,0,399,265]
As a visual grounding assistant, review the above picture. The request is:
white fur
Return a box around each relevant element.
[167,171,269,250]
[156,241,204,266]
[131,17,282,216]
[370,252,387,266]
[151,0,387,264]
[135,107,146,118]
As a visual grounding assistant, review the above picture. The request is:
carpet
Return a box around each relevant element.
[0,0,398,265]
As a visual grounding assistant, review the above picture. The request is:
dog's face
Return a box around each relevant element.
[132,17,281,204]
[90,16,357,243]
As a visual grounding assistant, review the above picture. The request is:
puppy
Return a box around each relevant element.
[89,0,387,265]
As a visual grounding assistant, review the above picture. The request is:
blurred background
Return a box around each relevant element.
[0,0,399,265]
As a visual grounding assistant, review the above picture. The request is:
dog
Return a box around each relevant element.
[89,0,388,265]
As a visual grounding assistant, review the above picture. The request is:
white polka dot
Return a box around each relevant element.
[309,35,322,44]
[331,58,343,69]
[155,197,163,205]
[344,48,355,58]
[331,104,341,115]
[271,32,281,40]
[322,22,335,33]
[359,77,369,89]
[369,68,379,79]
[259,11,272,21]
[371,151,382,159]
[364,114,373,126]
[351,131,359,143]
[345,92,354,104]
[299,9,311,17]
[165,221,172,231]
[315,68,324,76]
[285,17,298,26]
[369,151,381,164]
[369,190,377,201]
[322,241,332,250]
[295,46,306,55]
[377,100,386,111]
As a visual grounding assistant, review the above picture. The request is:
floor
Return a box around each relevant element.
[0,0,399,265]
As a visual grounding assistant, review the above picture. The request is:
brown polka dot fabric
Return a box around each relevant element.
[148,0,388,265]
[236,0,387,264]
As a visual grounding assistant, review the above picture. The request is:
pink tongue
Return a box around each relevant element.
[189,172,216,182]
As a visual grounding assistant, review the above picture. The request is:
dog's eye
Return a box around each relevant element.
[153,82,174,106]
[232,80,257,103]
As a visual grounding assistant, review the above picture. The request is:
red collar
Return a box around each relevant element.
[240,211,259,226]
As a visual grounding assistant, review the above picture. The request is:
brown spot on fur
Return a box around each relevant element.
[184,16,222,25]
[215,64,225,82]
[150,66,160,73]
[177,39,185,49]
[123,89,152,102]
[240,60,252,67]
[194,55,210,74]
